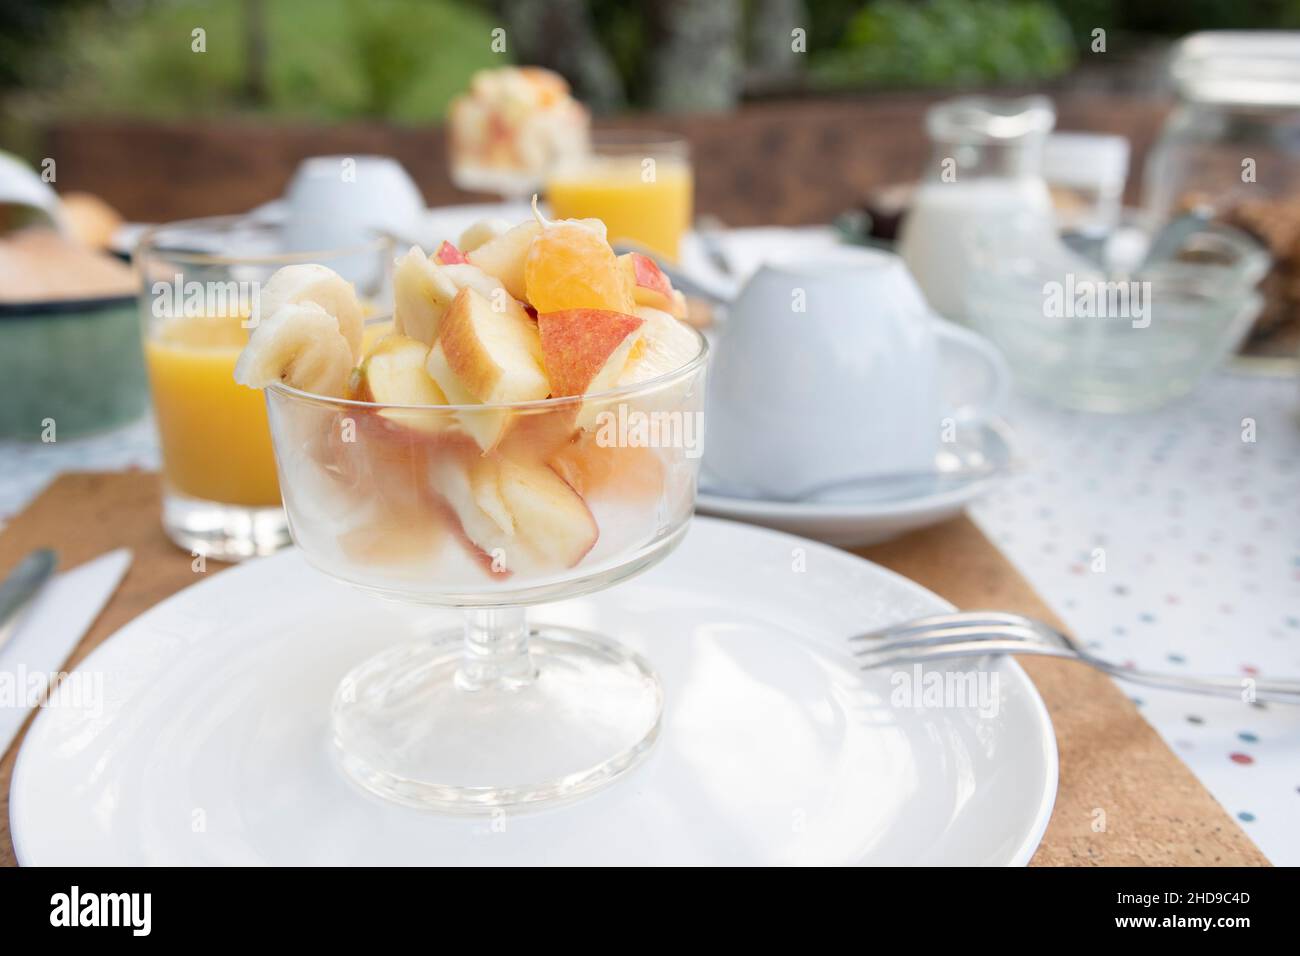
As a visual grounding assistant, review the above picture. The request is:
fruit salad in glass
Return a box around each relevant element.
[234,203,706,811]
[448,67,591,199]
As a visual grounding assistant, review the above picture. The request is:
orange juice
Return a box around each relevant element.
[547,156,693,261]
[144,314,280,507]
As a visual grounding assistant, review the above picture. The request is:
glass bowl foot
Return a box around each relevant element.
[331,623,662,812]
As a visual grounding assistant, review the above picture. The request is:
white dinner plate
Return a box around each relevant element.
[697,420,1014,548]
[11,517,1056,866]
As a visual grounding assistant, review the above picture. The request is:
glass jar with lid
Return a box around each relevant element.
[898,95,1057,323]
[1143,31,1300,361]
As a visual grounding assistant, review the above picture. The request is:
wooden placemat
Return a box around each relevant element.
[0,472,1269,866]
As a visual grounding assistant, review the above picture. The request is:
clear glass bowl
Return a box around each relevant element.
[263,325,707,811]
[965,213,1267,412]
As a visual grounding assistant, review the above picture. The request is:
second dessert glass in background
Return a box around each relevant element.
[136,217,393,559]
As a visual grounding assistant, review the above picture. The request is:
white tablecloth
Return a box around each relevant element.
[971,369,1300,865]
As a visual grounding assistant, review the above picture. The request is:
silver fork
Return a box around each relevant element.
[852,611,1300,705]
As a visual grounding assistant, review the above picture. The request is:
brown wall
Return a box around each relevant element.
[41,92,1170,227]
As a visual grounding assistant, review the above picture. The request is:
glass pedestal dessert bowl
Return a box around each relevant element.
[240,207,707,811]
[266,358,704,811]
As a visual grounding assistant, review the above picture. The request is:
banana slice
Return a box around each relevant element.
[234,301,355,396]
[457,217,512,253]
[255,264,364,360]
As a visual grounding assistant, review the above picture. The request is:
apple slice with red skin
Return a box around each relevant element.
[618,252,687,319]
[537,309,644,398]
[425,286,550,452]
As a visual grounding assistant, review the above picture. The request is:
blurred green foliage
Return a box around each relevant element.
[6,0,1300,121]
[13,0,503,123]
[1050,0,1300,39]
[811,0,1076,89]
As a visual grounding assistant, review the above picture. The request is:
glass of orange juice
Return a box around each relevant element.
[136,218,392,559]
[546,131,693,261]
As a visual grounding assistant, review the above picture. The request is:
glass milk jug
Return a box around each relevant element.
[899,95,1057,322]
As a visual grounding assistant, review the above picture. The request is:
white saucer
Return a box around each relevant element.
[11,517,1056,866]
[697,420,1013,548]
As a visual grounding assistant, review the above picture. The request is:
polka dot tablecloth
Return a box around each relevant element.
[0,371,1296,863]
[970,369,1300,866]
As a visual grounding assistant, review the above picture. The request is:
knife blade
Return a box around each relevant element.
[0,547,133,757]
[0,549,57,653]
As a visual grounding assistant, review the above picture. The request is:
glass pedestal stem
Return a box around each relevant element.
[456,607,536,692]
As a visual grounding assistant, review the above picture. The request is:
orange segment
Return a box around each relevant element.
[524,223,634,314]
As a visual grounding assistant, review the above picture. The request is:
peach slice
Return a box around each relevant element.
[618,253,687,319]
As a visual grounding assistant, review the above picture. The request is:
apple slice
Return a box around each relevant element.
[466,220,541,300]
[429,451,514,577]
[440,263,532,325]
[458,217,511,253]
[496,457,598,570]
[394,249,530,347]
[393,247,459,346]
[538,309,644,397]
[337,507,448,570]
[618,253,687,318]
[550,428,665,504]
[426,287,550,450]
[450,458,597,572]
[433,453,597,574]
[352,334,451,435]
[354,335,445,404]
[435,241,469,265]
[430,287,548,402]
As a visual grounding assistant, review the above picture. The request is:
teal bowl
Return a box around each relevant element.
[0,294,148,439]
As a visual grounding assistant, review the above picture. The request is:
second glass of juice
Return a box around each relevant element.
[136,217,392,559]
[546,131,693,262]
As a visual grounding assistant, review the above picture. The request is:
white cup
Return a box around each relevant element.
[283,155,425,286]
[704,246,1007,500]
